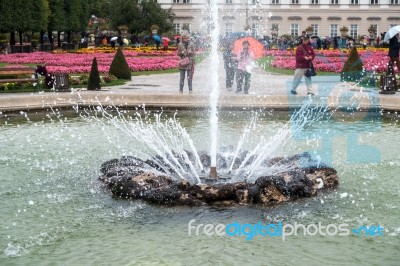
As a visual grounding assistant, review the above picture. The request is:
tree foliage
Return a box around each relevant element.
[48,0,67,32]
[87,57,101,90]
[108,0,173,34]
[109,47,132,80]
[341,47,365,82]
[0,0,15,33]
[0,0,175,43]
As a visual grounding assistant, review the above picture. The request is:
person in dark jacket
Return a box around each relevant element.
[388,33,400,73]
[177,33,195,94]
[222,42,237,91]
[291,36,315,96]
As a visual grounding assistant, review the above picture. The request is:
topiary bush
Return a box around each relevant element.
[341,46,365,82]
[87,57,101,90]
[109,47,132,80]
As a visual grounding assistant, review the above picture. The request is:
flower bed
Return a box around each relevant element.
[0,51,179,74]
[0,47,391,75]
[266,48,390,73]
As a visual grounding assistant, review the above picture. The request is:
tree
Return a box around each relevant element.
[140,0,173,33]
[87,57,101,90]
[64,0,82,42]
[32,0,50,45]
[48,0,67,46]
[108,0,174,34]
[109,0,139,32]
[109,47,132,80]
[0,0,15,35]
[341,47,365,82]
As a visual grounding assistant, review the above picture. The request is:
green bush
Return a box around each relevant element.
[341,47,365,82]
[0,81,45,92]
[87,57,101,90]
[80,74,89,85]
[109,47,132,80]
[101,74,117,83]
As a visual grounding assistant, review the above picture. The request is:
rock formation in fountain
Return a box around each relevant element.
[98,152,338,206]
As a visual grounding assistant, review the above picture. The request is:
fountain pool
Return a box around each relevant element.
[0,109,399,265]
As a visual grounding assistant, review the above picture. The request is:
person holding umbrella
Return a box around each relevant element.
[177,33,195,94]
[162,37,170,50]
[153,35,161,50]
[235,40,254,94]
[110,36,118,49]
[388,33,400,73]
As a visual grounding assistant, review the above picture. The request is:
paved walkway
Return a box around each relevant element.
[1,56,400,112]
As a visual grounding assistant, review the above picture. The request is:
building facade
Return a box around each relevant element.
[159,0,400,39]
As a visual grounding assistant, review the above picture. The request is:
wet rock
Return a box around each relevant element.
[99,153,339,206]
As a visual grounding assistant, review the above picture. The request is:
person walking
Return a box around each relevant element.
[177,33,195,94]
[163,38,169,50]
[222,42,237,91]
[235,40,254,94]
[388,33,400,73]
[297,31,307,46]
[291,35,315,96]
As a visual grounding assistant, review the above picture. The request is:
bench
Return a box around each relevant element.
[0,67,38,84]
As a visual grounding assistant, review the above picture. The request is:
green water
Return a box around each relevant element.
[0,109,399,266]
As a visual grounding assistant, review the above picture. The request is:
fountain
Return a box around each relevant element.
[96,99,338,205]
[96,1,339,205]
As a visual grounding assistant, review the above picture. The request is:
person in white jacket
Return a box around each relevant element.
[235,40,254,94]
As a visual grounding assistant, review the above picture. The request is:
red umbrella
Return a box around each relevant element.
[174,35,181,40]
[233,37,264,59]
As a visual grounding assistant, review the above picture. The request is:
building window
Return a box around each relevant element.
[370,0,378,3]
[330,24,338,37]
[311,0,319,4]
[291,0,299,4]
[226,0,232,3]
[225,23,233,36]
[173,23,181,34]
[251,23,260,37]
[173,0,191,3]
[291,24,299,37]
[330,0,338,4]
[351,0,359,4]
[390,0,399,3]
[350,24,358,39]
[271,0,279,3]
[311,24,319,36]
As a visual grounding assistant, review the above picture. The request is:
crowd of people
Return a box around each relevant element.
[177,30,400,96]
[252,31,385,52]
[93,30,400,96]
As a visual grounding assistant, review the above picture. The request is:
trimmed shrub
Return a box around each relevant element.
[109,47,132,80]
[87,57,101,90]
[341,47,365,82]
